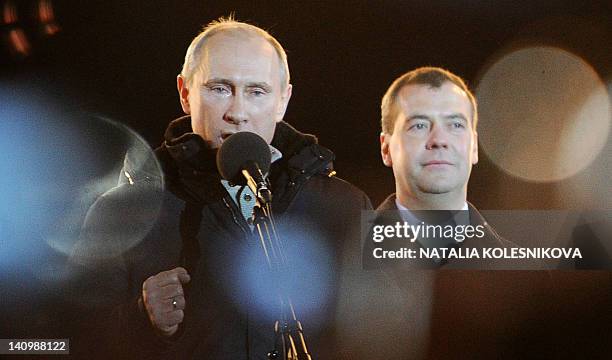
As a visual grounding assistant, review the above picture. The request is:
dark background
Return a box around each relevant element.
[2,0,610,207]
[0,2,611,358]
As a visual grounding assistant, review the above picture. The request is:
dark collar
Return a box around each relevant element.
[154,116,334,205]
[376,193,488,227]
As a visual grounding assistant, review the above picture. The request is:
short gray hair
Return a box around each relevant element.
[180,15,290,90]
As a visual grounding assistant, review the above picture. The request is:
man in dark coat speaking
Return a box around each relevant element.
[74,16,370,359]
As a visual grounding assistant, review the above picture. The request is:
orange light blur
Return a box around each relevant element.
[2,1,17,24]
[8,29,31,55]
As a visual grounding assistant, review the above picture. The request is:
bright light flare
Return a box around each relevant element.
[476,46,610,183]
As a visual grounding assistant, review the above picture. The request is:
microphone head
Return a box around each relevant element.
[216,132,272,185]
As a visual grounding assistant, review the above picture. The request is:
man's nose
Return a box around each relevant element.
[224,93,248,125]
[425,124,449,150]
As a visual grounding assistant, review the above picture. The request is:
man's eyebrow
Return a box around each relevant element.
[202,78,233,87]
[245,82,272,91]
[444,113,468,121]
[405,114,431,122]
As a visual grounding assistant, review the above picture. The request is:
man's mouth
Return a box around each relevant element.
[423,160,453,167]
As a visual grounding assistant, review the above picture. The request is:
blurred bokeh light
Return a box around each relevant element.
[0,81,163,289]
[476,46,610,183]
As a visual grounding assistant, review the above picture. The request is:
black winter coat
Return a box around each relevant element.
[72,117,371,360]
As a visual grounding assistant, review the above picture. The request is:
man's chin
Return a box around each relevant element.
[416,179,456,194]
[419,186,452,195]
[206,139,221,149]
[218,131,273,146]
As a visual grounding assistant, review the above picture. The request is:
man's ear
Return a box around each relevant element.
[177,75,191,114]
[381,132,393,167]
[275,84,292,122]
[471,131,479,165]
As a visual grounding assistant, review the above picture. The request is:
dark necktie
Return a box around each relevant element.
[413,210,460,266]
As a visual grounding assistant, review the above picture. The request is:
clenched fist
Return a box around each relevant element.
[142,267,191,337]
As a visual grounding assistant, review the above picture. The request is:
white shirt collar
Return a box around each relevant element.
[395,198,468,212]
[395,198,469,224]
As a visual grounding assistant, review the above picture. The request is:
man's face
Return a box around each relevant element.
[177,32,292,148]
[381,82,478,199]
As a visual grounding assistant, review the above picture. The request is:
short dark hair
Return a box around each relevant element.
[381,67,478,134]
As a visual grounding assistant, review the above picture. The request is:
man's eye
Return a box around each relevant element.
[409,123,428,131]
[452,122,465,129]
[210,86,230,94]
[250,89,266,96]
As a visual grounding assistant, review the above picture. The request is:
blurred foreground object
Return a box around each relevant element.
[1,0,60,60]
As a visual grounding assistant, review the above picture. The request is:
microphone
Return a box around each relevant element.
[216,132,273,204]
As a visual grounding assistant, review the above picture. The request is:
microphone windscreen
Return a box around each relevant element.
[216,132,272,184]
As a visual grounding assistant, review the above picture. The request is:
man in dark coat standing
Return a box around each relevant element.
[340,66,519,359]
[340,67,611,360]
[74,17,370,359]
[372,66,516,269]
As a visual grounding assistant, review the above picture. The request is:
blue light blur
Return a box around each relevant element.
[0,84,161,291]
[219,222,336,335]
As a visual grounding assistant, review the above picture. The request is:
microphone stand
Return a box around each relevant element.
[251,192,312,360]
